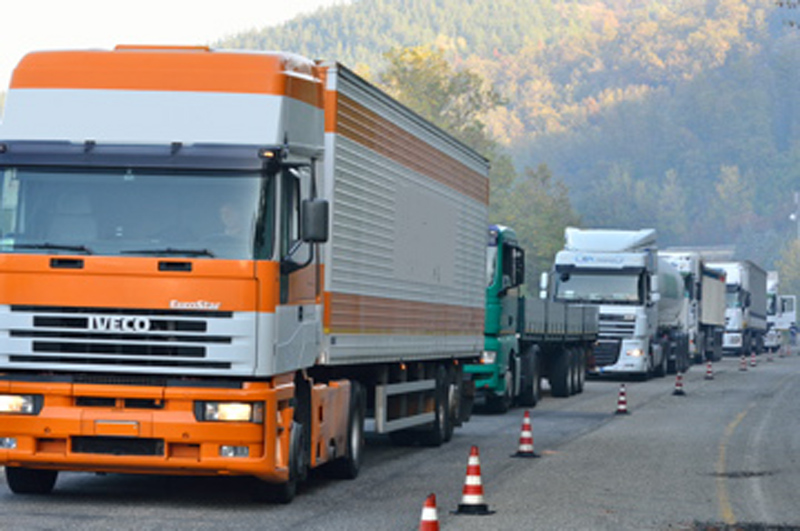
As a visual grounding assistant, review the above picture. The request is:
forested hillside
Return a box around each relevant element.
[220,0,800,277]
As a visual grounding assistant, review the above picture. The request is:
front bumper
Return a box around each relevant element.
[0,378,294,482]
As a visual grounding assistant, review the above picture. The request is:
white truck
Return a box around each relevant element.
[765,271,797,352]
[553,228,688,378]
[661,251,726,363]
[707,261,767,356]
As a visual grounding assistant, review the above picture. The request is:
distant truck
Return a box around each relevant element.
[765,271,796,352]
[0,46,488,501]
[660,251,726,363]
[464,225,597,412]
[706,261,767,356]
[553,228,689,378]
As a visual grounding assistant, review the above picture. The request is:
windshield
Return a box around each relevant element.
[555,271,643,304]
[725,287,741,309]
[0,166,272,259]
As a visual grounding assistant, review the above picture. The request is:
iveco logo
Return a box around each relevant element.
[87,316,151,332]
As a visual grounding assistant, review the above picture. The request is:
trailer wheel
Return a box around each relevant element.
[518,347,540,407]
[5,467,58,495]
[575,348,586,394]
[444,364,459,442]
[420,365,450,446]
[550,349,570,398]
[327,381,365,479]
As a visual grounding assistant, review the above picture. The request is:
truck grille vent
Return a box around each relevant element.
[72,436,165,456]
[5,305,238,371]
[598,314,636,340]
[593,340,620,366]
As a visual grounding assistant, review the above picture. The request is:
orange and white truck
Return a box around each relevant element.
[0,46,488,501]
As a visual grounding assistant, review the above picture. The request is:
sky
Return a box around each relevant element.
[0,0,349,92]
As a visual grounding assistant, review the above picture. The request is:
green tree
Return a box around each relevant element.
[776,239,800,298]
[508,164,581,275]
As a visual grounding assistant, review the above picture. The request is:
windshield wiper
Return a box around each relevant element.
[12,242,94,254]
[121,248,216,258]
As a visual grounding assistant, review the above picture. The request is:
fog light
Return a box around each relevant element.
[0,437,17,449]
[220,445,249,458]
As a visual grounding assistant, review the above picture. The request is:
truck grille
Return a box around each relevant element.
[593,340,620,366]
[598,314,636,340]
[3,305,239,372]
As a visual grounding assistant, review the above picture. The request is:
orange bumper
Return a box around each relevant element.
[0,378,295,482]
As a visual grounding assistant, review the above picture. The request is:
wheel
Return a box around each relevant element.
[443,365,459,442]
[487,368,513,413]
[568,348,579,396]
[653,345,666,378]
[575,348,586,394]
[420,366,450,446]
[253,420,304,503]
[4,467,57,495]
[518,347,541,407]
[550,349,570,398]
[327,381,366,479]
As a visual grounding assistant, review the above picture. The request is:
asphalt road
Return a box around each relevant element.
[2,350,800,530]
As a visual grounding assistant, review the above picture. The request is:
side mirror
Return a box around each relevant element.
[301,199,329,243]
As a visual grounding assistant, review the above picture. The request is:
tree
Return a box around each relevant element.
[776,239,800,298]
[507,164,581,276]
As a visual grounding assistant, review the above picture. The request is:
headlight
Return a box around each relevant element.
[480,350,497,364]
[626,348,644,358]
[196,402,264,423]
[0,394,40,415]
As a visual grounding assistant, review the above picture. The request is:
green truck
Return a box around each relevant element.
[465,225,598,412]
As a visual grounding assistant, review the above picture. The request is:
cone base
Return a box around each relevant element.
[615,409,630,415]
[511,451,540,458]
[454,504,495,516]
[672,389,686,396]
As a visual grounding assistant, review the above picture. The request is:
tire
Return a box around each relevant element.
[254,420,304,503]
[443,365,459,442]
[327,381,365,479]
[518,347,541,407]
[420,366,450,446]
[653,345,666,378]
[575,348,586,394]
[5,467,57,495]
[487,368,513,414]
[550,349,570,398]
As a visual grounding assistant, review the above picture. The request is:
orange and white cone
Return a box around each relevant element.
[419,493,440,531]
[615,383,630,415]
[511,410,540,458]
[704,360,714,380]
[673,371,686,396]
[739,354,748,371]
[750,351,757,367]
[454,445,494,515]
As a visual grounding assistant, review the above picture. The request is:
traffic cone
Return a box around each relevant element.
[419,493,440,531]
[454,446,494,515]
[750,351,757,367]
[704,360,714,380]
[673,371,686,396]
[739,354,748,372]
[767,349,774,363]
[511,410,540,458]
[615,384,630,415]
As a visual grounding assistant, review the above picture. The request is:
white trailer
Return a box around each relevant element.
[661,251,726,362]
[707,261,768,356]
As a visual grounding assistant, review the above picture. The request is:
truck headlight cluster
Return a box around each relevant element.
[0,394,41,415]
[195,402,264,423]
[480,350,497,364]
[626,348,644,358]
